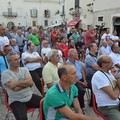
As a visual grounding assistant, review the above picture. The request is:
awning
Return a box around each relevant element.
[66,19,81,27]
[47,23,61,28]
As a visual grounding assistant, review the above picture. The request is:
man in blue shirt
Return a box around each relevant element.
[66,49,87,109]
[0,45,12,75]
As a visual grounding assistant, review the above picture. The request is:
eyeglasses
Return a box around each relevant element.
[103,61,111,64]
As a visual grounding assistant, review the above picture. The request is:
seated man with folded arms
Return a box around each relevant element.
[21,41,43,94]
[43,62,101,120]
[1,52,42,120]
[92,55,120,120]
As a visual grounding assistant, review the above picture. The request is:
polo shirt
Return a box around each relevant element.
[85,53,98,77]
[43,82,78,120]
[29,34,40,46]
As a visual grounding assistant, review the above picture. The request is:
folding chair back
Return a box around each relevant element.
[40,98,44,120]
[4,90,36,120]
[41,78,45,96]
[92,93,108,120]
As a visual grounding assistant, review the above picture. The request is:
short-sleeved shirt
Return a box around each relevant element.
[1,67,33,105]
[15,34,26,47]
[0,56,9,74]
[29,34,40,46]
[0,36,9,51]
[98,46,111,55]
[43,83,78,120]
[85,53,97,78]
[85,31,95,48]
[21,51,41,71]
[101,33,111,42]
[92,71,119,107]
[71,33,80,44]
[109,52,120,66]
[66,59,83,80]
[42,62,60,92]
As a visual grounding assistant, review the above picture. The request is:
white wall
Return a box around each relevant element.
[0,0,59,28]
[94,0,120,12]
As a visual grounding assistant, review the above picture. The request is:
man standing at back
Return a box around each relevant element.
[85,25,96,49]
[0,24,10,55]
[29,28,40,54]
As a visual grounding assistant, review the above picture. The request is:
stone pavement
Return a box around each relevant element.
[0,86,103,120]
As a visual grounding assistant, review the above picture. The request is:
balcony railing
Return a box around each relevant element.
[3,12,18,17]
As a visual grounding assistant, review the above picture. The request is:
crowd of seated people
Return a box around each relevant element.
[0,23,120,120]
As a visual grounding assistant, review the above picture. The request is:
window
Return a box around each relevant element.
[75,0,79,8]
[8,8,12,16]
[62,5,65,15]
[44,10,50,18]
[32,21,36,26]
[44,20,48,26]
[98,16,103,21]
[30,9,38,18]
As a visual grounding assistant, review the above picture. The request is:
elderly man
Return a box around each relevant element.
[10,38,20,54]
[66,49,87,109]
[41,40,51,62]
[109,44,120,69]
[15,29,27,53]
[98,40,111,56]
[42,49,60,93]
[43,62,101,120]
[85,42,99,106]
[21,42,43,94]
[92,55,120,120]
[1,52,42,120]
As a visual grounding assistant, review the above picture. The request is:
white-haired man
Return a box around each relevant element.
[42,49,60,93]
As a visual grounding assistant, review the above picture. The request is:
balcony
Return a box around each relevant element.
[2,12,18,17]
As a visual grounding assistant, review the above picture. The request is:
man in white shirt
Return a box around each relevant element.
[109,44,120,69]
[92,55,120,120]
[98,40,111,56]
[101,28,111,42]
[41,40,51,63]
[111,30,120,45]
[21,42,43,94]
[0,24,9,55]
